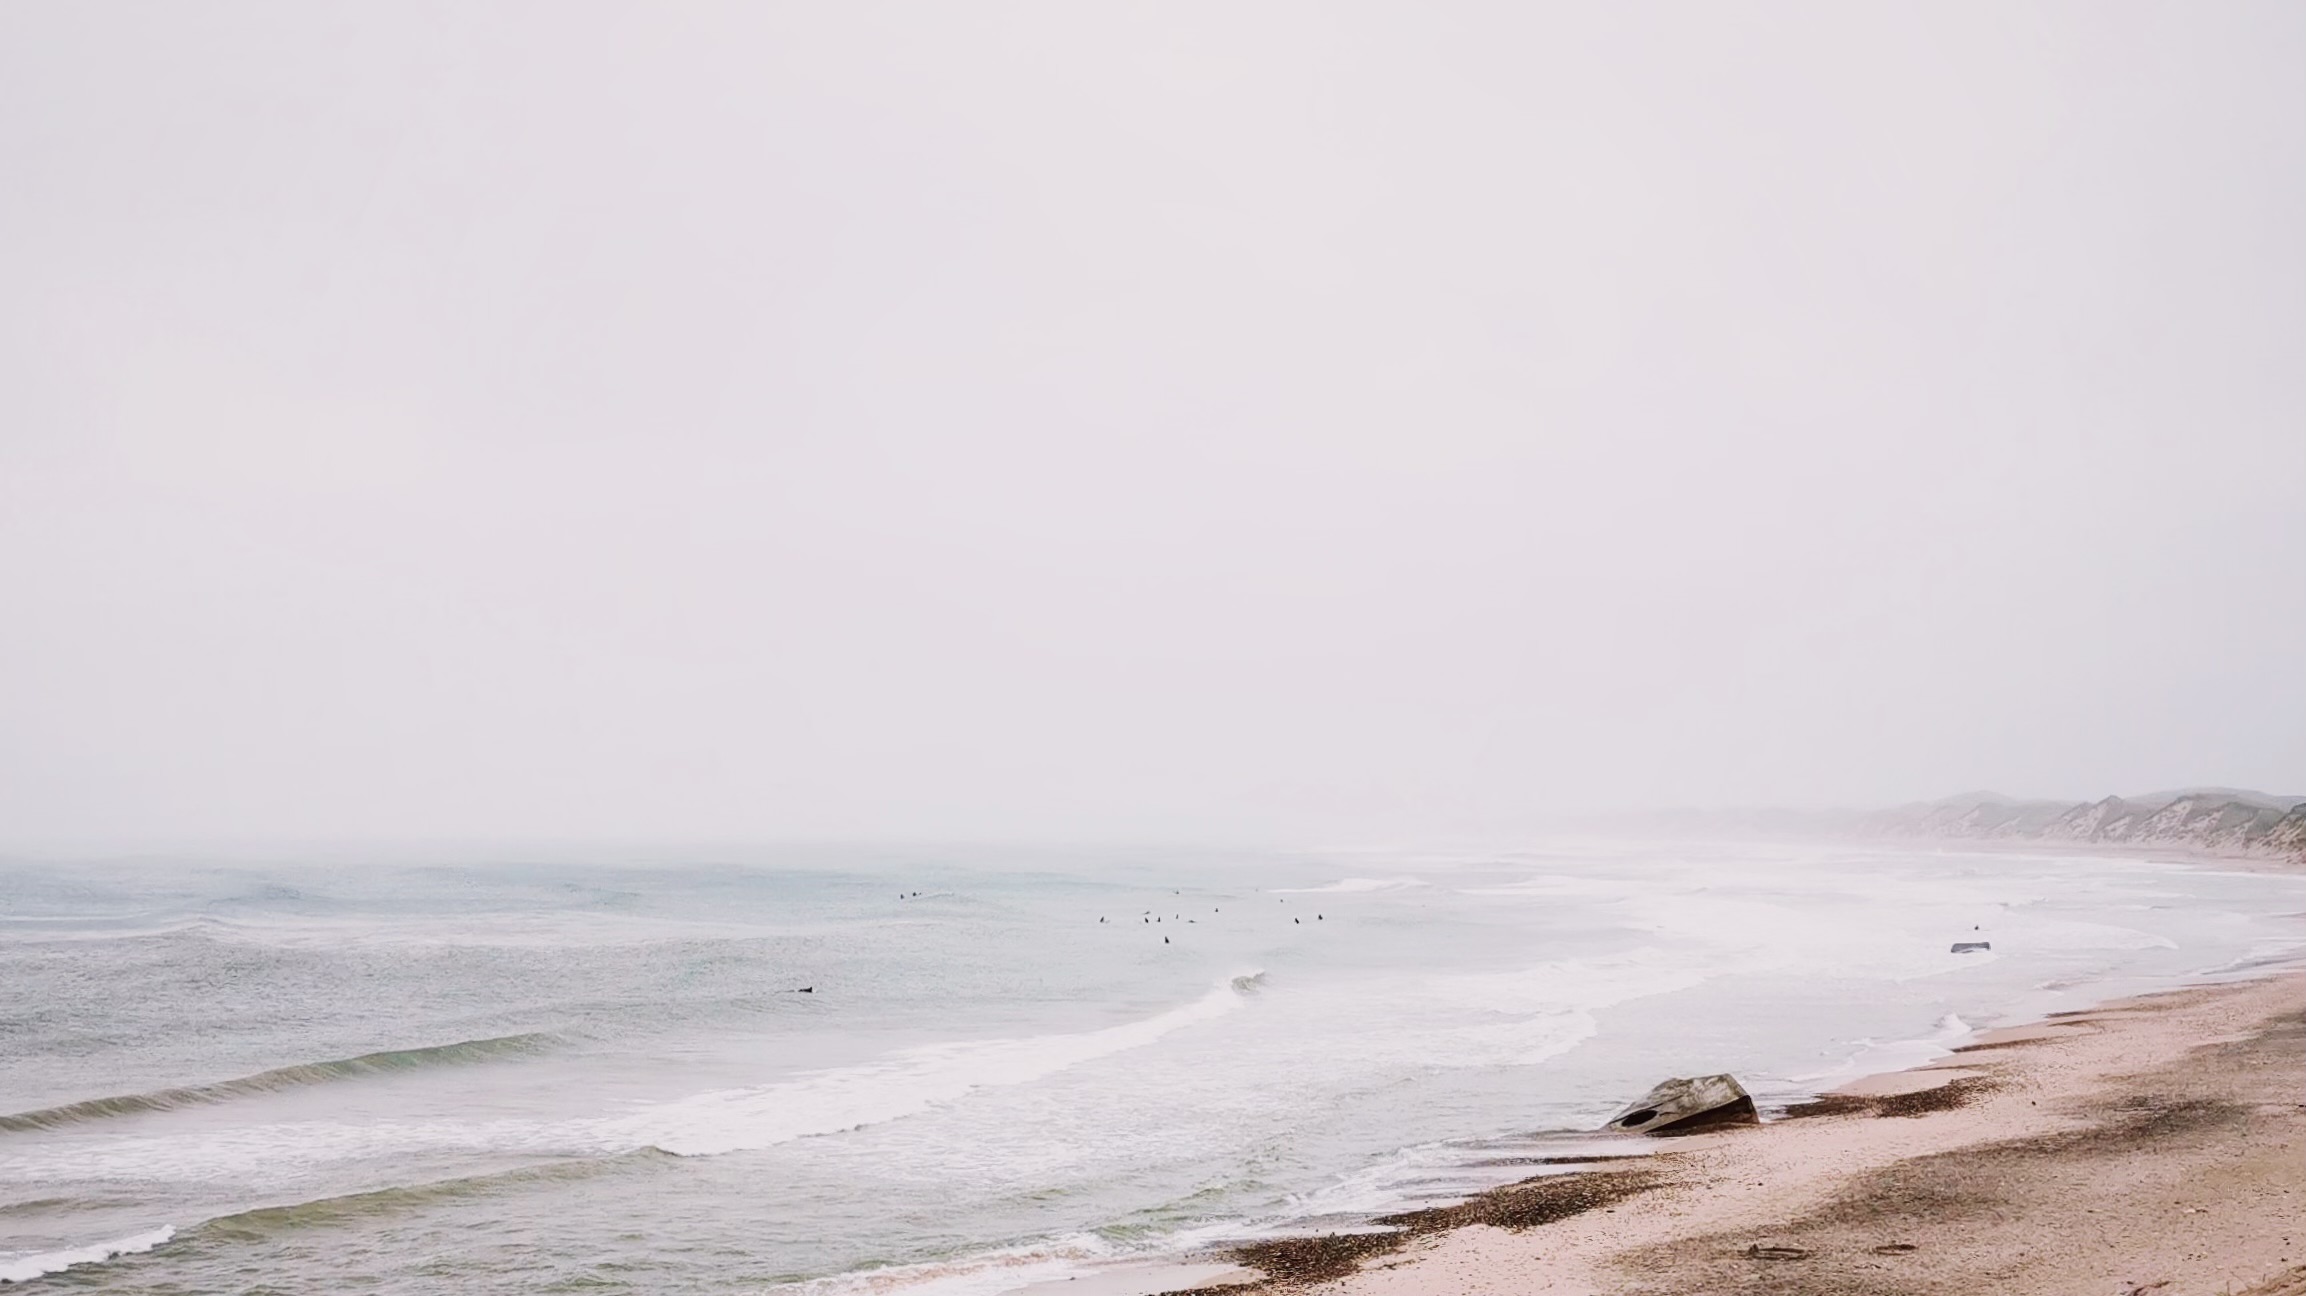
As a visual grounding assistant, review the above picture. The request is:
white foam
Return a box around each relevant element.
[1255,950,1710,1074]
[1600,889,2176,984]
[1388,1008,1599,1069]
[0,1226,175,1285]
[1270,878,1424,894]
[770,1234,1115,1296]
[0,1116,590,1184]
[2192,938,2306,978]
[1437,949,1716,1017]
[598,975,1258,1156]
[1456,875,1637,899]
[1,979,1262,1181]
[1986,916,2178,952]
[1781,1013,1974,1093]
[1272,1138,1514,1220]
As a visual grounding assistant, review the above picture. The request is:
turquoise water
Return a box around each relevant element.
[4,842,2303,1291]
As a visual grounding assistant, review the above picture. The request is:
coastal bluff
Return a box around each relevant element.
[1624,789,2306,866]
[1851,788,2306,862]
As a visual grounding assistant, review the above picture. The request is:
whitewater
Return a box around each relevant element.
[3,842,2303,1292]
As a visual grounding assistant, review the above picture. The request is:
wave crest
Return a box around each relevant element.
[0,1035,559,1134]
[0,1226,174,1285]
[603,974,1261,1157]
[1270,878,1423,895]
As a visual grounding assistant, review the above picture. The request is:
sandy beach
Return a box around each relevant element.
[1178,969,2306,1296]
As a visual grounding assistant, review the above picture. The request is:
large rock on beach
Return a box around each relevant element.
[1606,1073,1759,1135]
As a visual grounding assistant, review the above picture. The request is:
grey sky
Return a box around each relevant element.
[3,3,2301,846]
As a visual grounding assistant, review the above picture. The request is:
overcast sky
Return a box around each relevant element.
[2,3,2300,847]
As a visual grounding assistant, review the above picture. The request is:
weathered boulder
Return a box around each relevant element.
[1605,1073,1758,1135]
[1950,941,1991,954]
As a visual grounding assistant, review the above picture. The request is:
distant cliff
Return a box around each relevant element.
[1846,789,2306,863]
[1620,788,2306,864]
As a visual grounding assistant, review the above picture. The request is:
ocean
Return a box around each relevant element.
[5,841,2304,1291]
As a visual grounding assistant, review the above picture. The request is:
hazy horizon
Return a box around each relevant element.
[5,3,2302,849]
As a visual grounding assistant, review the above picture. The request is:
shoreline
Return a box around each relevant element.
[1156,968,2306,1296]
[993,846,2306,1296]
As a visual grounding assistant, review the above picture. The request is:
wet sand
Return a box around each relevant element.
[1182,970,2306,1296]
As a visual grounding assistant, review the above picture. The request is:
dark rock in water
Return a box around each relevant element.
[1606,1073,1758,1135]
[1951,941,1992,953]
[795,986,813,993]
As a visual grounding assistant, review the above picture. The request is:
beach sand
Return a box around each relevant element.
[1177,970,2306,1296]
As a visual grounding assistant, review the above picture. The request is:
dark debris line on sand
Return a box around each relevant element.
[1161,1075,1994,1294]
[1604,997,2306,1295]
[1158,1169,1665,1294]
[1780,1075,1997,1120]
[1154,1073,1984,1296]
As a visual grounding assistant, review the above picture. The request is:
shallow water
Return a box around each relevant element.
[4,841,2303,1291]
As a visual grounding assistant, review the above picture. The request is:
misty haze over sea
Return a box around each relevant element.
[3,1,2301,1292]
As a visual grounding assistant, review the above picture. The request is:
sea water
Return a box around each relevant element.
[4,841,2304,1291]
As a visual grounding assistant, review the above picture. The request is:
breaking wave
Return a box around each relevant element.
[1269,878,1423,894]
[0,1226,175,1285]
[0,1035,559,1134]
[0,1158,654,1285]
[599,973,1261,1157]
[185,1155,650,1243]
